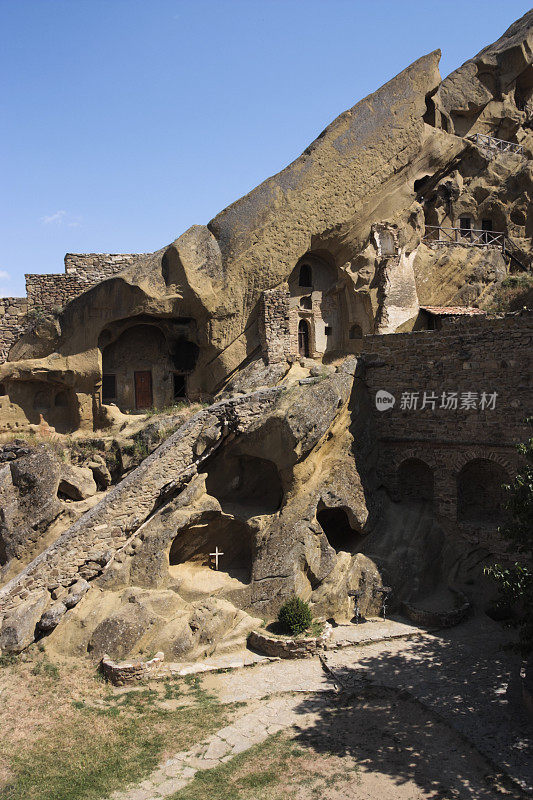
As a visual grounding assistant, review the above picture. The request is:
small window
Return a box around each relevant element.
[173,373,187,399]
[459,216,473,232]
[33,390,49,411]
[298,264,312,287]
[300,295,312,310]
[325,326,333,336]
[349,324,362,339]
[102,374,117,401]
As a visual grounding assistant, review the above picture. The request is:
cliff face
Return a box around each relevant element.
[2,13,533,432]
[1,13,533,660]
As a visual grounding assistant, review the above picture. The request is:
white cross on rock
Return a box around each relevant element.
[210,547,224,570]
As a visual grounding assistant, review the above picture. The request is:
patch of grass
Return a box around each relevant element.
[0,657,232,800]
[169,733,316,800]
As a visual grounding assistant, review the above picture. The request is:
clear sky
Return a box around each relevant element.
[1,0,532,297]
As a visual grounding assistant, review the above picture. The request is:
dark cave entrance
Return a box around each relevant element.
[169,515,253,584]
[316,506,363,554]
[201,453,283,517]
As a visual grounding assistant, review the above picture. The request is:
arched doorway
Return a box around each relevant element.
[457,458,509,525]
[298,319,310,357]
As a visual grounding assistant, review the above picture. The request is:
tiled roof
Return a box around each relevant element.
[419,306,487,316]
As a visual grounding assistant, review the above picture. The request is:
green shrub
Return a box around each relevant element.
[277,597,312,636]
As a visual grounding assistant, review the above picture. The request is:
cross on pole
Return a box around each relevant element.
[210,547,224,570]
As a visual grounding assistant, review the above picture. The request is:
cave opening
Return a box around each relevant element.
[169,516,253,585]
[317,506,363,554]
[201,453,283,517]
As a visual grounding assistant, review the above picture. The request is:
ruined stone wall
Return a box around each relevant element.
[362,310,532,553]
[0,298,29,364]
[64,253,138,280]
[260,287,291,364]
[25,274,89,311]
[25,254,140,313]
[0,254,141,363]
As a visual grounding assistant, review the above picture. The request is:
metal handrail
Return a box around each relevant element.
[468,132,523,156]
[423,226,506,249]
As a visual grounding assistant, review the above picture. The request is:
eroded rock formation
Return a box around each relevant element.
[0,13,532,660]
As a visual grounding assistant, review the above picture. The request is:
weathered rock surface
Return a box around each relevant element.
[0,590,48,652]
[58,464,97,500]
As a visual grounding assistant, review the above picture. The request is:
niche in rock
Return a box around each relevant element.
[169,516,253,586]
[0,533,7,566]
[201,453,283,516]
[317,505,364,554]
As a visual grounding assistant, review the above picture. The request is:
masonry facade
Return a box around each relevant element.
[362,311,533,554]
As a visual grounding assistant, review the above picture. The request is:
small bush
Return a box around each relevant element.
[277,597,312,636]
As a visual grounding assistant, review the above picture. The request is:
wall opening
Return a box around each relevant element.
[173,373,187,399]
[169,516,253,584]
[457,458,509,525]
[300,295,312,310]
[0,534,7,566]
[102,374,117,402]
[298,319,310,357]
[33,390,50,412]
[299,263,313,287]
[317,506,363,554]
[0,383,6,397]
[54,391,69,407]
[397,458,434,503]
[349,324,362,340]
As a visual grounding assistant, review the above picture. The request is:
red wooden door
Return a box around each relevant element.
[134,371,152,409]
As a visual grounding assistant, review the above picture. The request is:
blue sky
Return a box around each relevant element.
[1,0,532,297]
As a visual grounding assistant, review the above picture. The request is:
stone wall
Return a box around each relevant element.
[260,286,291,364]
[26,253,140,313]
[362,310,533,552]
[0,253,141,363]
[0,298,28,364]
[25,274,89,311]
[64,253,138,280]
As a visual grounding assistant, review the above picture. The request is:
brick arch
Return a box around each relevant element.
[388,448,439,472]
[448,448,516,476]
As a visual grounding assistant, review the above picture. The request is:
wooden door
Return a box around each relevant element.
[134,371,152,409]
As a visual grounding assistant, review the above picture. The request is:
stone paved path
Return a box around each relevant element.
[111,615,533,800]
[109,694,323,800]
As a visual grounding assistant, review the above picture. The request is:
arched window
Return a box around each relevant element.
[54,391,68,407]
[298,263,312,287]
[33,390,50,411]
[349,324,362,340]
[298,319,310,357]
[457,459,509,524]
[397,458,434,503]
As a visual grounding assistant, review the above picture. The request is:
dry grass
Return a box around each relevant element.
[169,733,355,800]
[0,647,234,800]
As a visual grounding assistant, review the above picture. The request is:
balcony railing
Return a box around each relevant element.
[423,226,506,249]
[468,132,523,156]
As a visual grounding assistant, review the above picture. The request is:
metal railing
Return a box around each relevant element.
[423,226,506,249]
[468,132,523,156]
